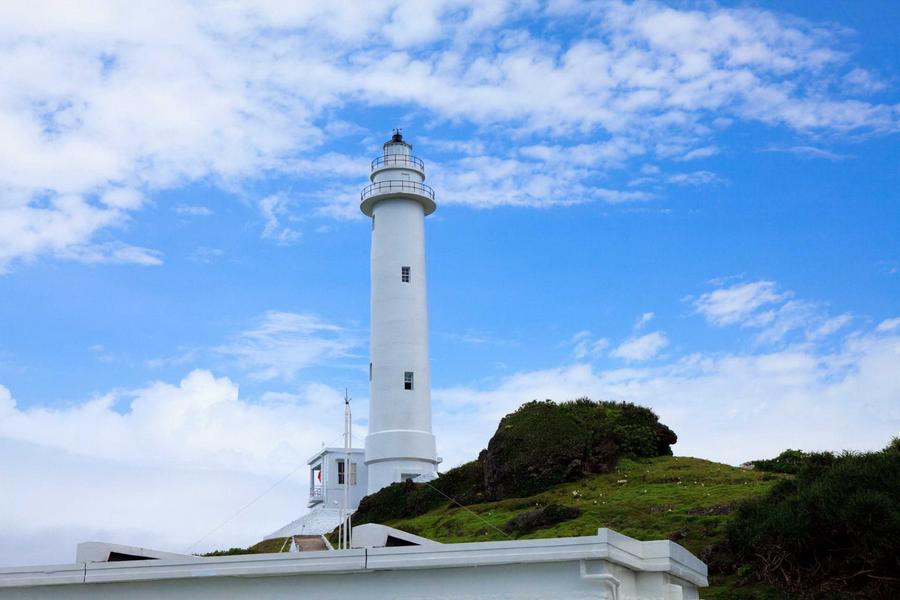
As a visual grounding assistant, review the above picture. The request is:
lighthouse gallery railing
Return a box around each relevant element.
[371,154,425,172]
[361,180,435,202]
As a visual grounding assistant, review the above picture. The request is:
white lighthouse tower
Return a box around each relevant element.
[361,131,439,495]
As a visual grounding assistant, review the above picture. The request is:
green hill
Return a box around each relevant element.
[366,455,788,598]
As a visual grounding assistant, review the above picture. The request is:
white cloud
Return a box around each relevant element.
[569,331,609,360]
[434,327,900,470]
[215,311,361,381]
[635,312,655,329]
[693,280,786,326]
[258,193,301,244]
[692,279,858,344]
[58,241,163,266]
[0,370,362,564]
[680,146,719,160]
[1,0,896,269]
[876,317,900,333]
[174,204,213,216]
[666,170,725,186]
[611,331,669,361]
[765,145,851,161]
[2,295,898,567]
[188,246,224,263]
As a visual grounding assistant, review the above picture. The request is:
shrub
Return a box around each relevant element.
[726,443,900,599]
[352,460,485,527]
[750,449,837,475]
[480,399,676,499]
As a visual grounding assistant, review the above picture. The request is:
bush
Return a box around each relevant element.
[480,399,676,499]
[750,449,837,475]
[352,460,485,527]
[726,443,900,599]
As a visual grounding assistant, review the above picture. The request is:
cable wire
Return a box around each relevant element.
[419,480,511,540]
[183,461,308,554]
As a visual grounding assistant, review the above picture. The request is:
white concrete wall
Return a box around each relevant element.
[0,529,708,599]
[311,449,367,510]
[0,560,699,599]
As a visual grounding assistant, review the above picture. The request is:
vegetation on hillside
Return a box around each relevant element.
[373,455,788,598]
[724,442,900,599]
[353,398,677,527]
[202,537,294,556]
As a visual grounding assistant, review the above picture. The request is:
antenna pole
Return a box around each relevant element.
[342,389,352,549]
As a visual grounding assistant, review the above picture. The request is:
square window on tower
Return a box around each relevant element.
[404,371,414,390]
[401,266,410,282]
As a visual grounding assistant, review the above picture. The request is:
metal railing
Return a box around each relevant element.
[310,486,323,498]
[361,180,434,202]
[371,154,424,172]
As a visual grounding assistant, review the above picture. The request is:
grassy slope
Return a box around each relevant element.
[380,456,790,598]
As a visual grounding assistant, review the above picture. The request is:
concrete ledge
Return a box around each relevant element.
[0,528,707,592]
[0,564,84,589]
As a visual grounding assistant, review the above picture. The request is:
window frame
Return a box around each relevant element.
[404,371,414,390]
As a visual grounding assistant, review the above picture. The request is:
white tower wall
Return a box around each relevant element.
[362,133,438,495]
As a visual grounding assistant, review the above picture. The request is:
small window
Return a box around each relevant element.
[404,371,414,390]
[372,216,375,231]
[401,266,410,282]
[338,460,357,485]
[369,362,372,381]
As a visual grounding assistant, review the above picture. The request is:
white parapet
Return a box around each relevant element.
[0,528,708,599]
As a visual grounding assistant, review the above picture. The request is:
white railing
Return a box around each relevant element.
[361,180,434,202]
[371,154,424,172]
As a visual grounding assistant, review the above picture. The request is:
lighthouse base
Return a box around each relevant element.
[364,429,438,495]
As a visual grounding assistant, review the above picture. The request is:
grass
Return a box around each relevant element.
[201,536,293,556]
[378,455,792,598]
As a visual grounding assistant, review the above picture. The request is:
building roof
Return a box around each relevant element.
[306,446,364,465]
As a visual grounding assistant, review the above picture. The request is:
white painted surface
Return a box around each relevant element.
[0,529,706,599]
[263,507,347,539]
[363,136,438,494]
[74,543,195,564]
[304,447,367,509]
[350,523,441,548]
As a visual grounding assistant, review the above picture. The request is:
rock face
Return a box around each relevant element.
[479,399,677,499]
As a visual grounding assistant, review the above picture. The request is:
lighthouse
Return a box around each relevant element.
[361,131,439,494]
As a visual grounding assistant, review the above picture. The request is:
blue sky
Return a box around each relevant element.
[0,0,898,565]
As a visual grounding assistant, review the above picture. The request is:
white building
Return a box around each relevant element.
[362,131,440,494]
[263,447,366,540]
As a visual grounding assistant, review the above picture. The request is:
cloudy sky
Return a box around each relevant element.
[1,0,898,566]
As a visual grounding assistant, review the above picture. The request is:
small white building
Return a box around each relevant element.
[264,446,366,539]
